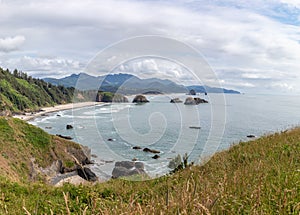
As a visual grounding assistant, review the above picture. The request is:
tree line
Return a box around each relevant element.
[0,68,75,112]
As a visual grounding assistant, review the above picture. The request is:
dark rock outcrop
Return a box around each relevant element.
[189,126,201,129]
[115,161,135,169]
[67,146,93,166]
[152,155,160,159]
[77,167,98,182]
[194,97,208,104]
[112,161,146,179]
[143,147,160,154]
[184,97,208,105]
[184,97,196,105]
[132,95,149,103]
[170,98,183,103]
[133,146,141,150]
[247,135,255,138]
[56,134,73,140]
[66,124,73,129]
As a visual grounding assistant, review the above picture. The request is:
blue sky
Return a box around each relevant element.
[0,0,300,94]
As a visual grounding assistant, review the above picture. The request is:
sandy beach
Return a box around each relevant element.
[13,102,103,121]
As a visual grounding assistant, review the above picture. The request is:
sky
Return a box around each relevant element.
[0,0,300,94]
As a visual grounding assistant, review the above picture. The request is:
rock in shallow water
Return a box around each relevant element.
[143,147,160,154]
[112,161,147,179]
[247,135,255,138]
[170,98,183,103]
[184,97,208,105]
[152,155,160,159]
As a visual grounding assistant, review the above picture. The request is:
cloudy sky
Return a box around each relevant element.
[0,0,300,94]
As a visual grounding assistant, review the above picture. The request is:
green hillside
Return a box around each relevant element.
[0,68,74,114]
[0,117,88,183]
[0,117,299,214]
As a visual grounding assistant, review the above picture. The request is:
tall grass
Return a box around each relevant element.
[0,128,299,214]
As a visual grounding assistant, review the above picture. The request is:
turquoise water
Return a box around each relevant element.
[30,93,300,179]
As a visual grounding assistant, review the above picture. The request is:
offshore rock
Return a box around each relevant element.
[170,98,183,103]
[184,97,208,105]
[132,95,149,103]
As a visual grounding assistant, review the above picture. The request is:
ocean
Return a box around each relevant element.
[29,93,300,180]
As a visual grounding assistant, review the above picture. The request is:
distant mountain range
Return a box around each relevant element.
[44,73,240,94]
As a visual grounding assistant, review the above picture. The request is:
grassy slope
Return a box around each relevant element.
[0,117,84,183]
[0,122,299,214]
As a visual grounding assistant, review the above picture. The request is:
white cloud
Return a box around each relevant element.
[116,58,196,85]
[0,0,300,93]
[0,36,25,52]
[280,0,300,9]
[2,55,83,78]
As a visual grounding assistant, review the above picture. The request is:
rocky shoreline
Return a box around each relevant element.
[31,142,101,186]
[17,93,209,184]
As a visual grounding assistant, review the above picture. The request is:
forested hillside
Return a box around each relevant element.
[0,68,74,114]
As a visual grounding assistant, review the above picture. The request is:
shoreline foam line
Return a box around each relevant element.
[13,102,104,121]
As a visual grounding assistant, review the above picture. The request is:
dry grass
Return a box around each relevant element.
[0,120,299,214]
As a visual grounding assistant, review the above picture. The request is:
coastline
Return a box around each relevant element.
[13,102,103,121]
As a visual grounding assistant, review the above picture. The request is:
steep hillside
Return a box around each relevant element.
[0,117,89,183]
[0,68,74,114]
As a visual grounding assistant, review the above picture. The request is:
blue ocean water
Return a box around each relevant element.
[30,93,300,179]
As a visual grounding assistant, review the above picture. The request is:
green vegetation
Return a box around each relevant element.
[0,118,299,214]
[0,117,83,183]
[96,91,128,102]
[0,68,74,113]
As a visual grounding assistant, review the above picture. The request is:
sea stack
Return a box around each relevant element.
[132,95,149,103]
